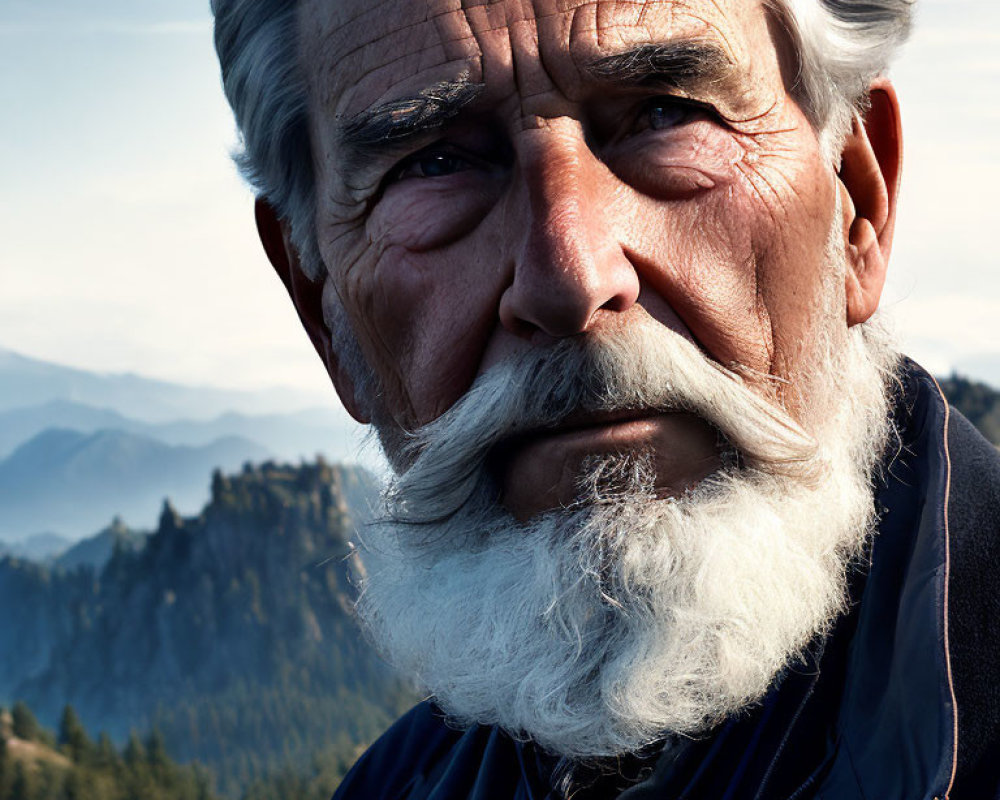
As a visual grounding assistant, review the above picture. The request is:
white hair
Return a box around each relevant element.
[353,307,898,757]
[354,215,901,758]
[212,0,916,286]
[769,0,915,157]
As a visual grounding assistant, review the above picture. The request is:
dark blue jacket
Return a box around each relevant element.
[334,364,1000,799]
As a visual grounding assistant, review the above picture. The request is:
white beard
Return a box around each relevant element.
[354,308,899,759]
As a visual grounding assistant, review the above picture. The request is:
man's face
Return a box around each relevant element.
[301,0,841,511]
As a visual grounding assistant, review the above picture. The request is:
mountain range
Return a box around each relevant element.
[0,532,72,562]
[0,428,270,540]
[0,346,375,542]
[0,347,335,423]
[0,400,360,461]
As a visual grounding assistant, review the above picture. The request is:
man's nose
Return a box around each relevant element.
[499,124,640,340]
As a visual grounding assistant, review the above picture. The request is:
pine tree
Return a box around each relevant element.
[58,705,91,764]
[9,761,32,800]
[11,702,39,742]
[123,731,146,768]
[145,728,169,776]
[61,768,85,800]
[0,731,8,798]
[94,732,118,771]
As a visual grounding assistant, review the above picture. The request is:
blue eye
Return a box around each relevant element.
[647,100,691,131]
[393,151,471,182]
[413,153,468,177]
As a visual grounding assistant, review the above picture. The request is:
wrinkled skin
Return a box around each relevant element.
[267,0,899,518]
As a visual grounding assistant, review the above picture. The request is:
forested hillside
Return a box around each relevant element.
[0,460,414,796]
[0,703,214,800]
[0,699,363,800]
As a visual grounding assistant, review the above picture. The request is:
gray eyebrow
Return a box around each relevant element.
[338,76,485,174]
[336,43,734,179]
[586,41,736,92]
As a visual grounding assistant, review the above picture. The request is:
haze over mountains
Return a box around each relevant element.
[0,428,270,541]
[0,347,337,422]
[0,346,371,543]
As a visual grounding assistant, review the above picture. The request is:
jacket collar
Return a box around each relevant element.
[819,362,958,799]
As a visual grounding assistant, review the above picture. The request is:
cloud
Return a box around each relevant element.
[0,20,211,36]
[82,20,212,35]
[910,28,1000,47]
[890,295,1000,357]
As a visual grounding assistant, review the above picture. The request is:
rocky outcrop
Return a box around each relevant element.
[0,460,408,793]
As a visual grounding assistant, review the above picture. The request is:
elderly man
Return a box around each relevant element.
[212,0,1000,797]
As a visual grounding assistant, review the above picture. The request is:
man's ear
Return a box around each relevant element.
[254,198,370,423]
[837,78,902,326]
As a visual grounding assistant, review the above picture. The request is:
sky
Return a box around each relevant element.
[2,0,999,413]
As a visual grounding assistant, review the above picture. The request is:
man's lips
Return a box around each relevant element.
[495,410,725,520]
[553,407,668,433]
[503,408,669,448]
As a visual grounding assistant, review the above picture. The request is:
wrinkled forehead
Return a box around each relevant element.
[297,0,775,119]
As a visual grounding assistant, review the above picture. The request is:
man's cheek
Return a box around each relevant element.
[627,190,773,370]
[360,243,504,424]
[737,162,839,307]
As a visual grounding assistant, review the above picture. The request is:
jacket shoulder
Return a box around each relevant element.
[945,406,1000,796]
[332,702,533,800]
[333,702,463,800]
[946,405,1000,596]
[947,405,1000,535]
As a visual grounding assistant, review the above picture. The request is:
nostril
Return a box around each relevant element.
[601,282,640,314]
[498,287,584,342]
[498,303,540,341]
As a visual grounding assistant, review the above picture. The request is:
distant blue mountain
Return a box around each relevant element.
[0,428,270,540]
[0,346,336,423]
[0,398,362,463]
[0,346,382,543]
[54,517,147,572]
[0,531,72,562]
[0,400,134,457]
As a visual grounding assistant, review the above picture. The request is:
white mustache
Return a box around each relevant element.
[388,320,823,524]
